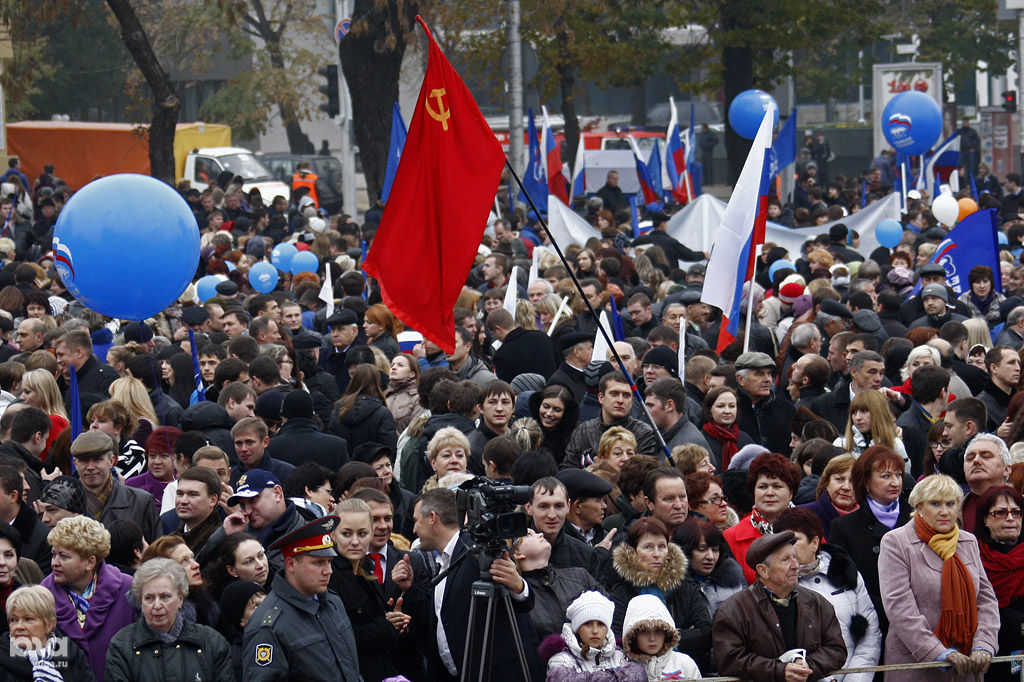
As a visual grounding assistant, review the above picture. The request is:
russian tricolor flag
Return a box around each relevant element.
[628,136,661,210]
[701,105,775,353]
[665,97,687,204]
[918,132,960,198]
[541,106,569,203]
[570,137,586,203]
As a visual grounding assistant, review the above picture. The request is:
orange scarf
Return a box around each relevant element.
[914,514,977,653]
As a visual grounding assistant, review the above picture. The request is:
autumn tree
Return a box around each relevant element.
[338,0,421,204]
[1,0,179,184]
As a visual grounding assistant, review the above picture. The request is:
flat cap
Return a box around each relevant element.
[819,298,853,319]
[921,283,948,303]
[918,263,946,278]
[292,333,321,350]
[745,530,797,570]
[678,289,703,306]
[326,309,358,327]
[70,431,116,457]
[215,280,239,296]
[181,306,210,326]
[851,309,882,332]
[734,351,775,371]
[558,331,593,354]
[555,468,613,501]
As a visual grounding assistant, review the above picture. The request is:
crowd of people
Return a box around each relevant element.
[0,142,1019,682]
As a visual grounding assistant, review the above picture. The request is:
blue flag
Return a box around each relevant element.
[969,172,979,200]
[629,194,641,237]
[773,108,798,176]
[380,103,407,203]
[188,328,206,404]
[518,108,548,212]
[647,139,663,201]
[609,295,626,342]
[931,208,1002,296]
[68,365,82,443]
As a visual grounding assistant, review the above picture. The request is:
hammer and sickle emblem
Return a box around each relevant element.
[425,88,450,131]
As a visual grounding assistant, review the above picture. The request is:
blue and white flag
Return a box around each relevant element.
[930,208,1002,296]
[917,132,960,198]
[518,108,549,212]
[570,137,586,203]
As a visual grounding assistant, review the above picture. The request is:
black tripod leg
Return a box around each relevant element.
[461,591,479,682]
[500,589,532,682]
[476,590,497,682]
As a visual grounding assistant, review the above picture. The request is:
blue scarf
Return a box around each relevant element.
[867,496,900,529]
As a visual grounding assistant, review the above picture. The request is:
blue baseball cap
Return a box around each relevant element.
[227,469,281,506]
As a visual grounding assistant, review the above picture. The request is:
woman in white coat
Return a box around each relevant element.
[776,508,882,682]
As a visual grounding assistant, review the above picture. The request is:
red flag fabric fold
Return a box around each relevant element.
[363,16,504,354]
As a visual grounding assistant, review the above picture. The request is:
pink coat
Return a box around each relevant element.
[878,521,1000,681]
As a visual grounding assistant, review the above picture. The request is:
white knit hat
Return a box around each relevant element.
[567,591,615,633]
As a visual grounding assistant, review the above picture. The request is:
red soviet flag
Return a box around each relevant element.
[363,17,505,354]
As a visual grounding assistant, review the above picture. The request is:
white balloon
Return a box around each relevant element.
[932,194,959,227]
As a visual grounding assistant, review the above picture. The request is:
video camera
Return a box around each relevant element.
[456,478,532,575]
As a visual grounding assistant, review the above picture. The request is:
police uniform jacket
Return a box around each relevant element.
[242,571,360,682]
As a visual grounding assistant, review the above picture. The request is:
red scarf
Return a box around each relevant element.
[703,422,739,470]
[979,541,1024,608]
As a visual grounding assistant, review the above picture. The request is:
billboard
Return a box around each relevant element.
[872,63,943,156]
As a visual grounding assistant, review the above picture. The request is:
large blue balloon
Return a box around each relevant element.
[875,218,904,248]
[290,251,319,275]
[881,91,942,156]
[249,262,279,294]
[53,174,200,320]
[271,243,297,272]
[728,90,779,140]
[195,275,223,303]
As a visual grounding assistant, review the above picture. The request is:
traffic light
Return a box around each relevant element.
[319,64,339,117]
[1003,90,1017,113]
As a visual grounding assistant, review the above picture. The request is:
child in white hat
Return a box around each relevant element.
[622,594,701,681]
[544,591,645,681]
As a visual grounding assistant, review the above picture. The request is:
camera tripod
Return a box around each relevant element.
[431,542,533,682]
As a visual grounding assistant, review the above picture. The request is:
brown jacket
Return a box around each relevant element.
[712,583,847,682]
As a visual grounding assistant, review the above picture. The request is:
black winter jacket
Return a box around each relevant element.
[329,395,397,454]
[105,618,233,682]
[268,417,349,471]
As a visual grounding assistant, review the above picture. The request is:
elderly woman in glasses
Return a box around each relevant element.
[105,558,232,682]
[976,485,1024,682]
[878,474,1000,681]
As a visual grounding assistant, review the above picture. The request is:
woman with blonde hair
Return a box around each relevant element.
[19,368,68,460]
[590,427,636,517]
[109,376,158,432]
[899,345,940,382]
[0,585,94,682]
[421,427,470,492]
[835,390,910,471]
[964,317,993,351]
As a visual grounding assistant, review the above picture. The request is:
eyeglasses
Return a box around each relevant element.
[698,495,726,506]
[989,508,1023,520]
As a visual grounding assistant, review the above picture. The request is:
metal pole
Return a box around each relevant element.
[507,0,524,177]
[336,0,357,219]
[1018,9,1024,174]
[857,50,866,124]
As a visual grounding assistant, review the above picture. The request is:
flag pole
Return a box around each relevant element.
[505,158,675,466]
[742,248,760,353]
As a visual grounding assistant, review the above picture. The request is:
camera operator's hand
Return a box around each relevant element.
[489,551,525,594]
[391,554,413,593]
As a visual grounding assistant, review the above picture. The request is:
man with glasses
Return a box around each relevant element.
[962,434,1012,534]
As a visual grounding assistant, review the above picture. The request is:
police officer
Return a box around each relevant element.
[242,515,361,681]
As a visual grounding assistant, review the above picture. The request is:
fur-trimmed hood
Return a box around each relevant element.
[621,595,680,663]
[612,541,688,593]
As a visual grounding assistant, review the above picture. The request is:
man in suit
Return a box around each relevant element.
[393,488,542,682]
[351,486,425,680]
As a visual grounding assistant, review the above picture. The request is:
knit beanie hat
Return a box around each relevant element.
[777,274,806,306]
[567,591,615,633]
